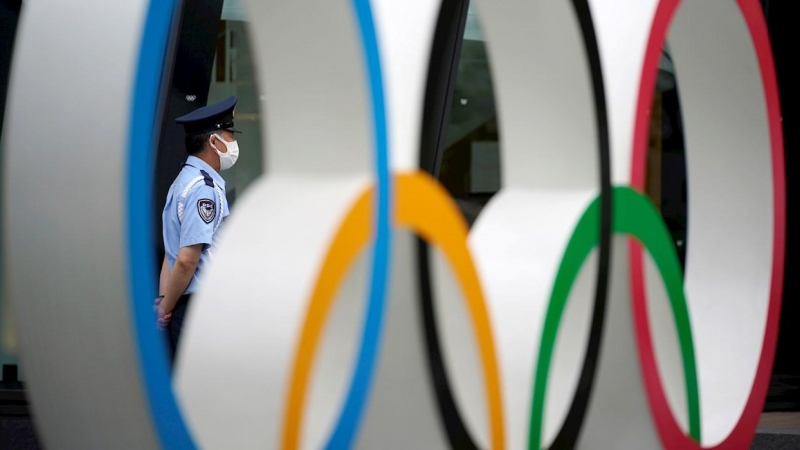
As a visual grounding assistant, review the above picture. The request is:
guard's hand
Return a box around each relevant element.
[157,305,172,330]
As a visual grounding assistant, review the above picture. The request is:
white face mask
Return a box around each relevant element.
[211,134,240,171]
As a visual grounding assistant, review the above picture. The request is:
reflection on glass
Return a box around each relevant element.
[646,44,688,270]
[437,4,500,227]
[207,18,264,207]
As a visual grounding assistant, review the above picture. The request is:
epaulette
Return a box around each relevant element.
[199,169,214,187]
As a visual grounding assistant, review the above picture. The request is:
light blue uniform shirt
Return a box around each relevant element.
[162,156,229,294]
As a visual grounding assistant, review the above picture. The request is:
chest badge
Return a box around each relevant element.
[197,199,216,224]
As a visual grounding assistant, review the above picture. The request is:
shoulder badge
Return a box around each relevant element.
[197,199,216,224]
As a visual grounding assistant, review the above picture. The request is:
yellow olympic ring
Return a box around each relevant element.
[281,171,505,449]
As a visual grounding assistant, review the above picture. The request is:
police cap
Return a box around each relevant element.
[175,95,241,135]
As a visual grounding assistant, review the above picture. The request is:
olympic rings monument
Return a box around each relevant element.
[2,0,784,448]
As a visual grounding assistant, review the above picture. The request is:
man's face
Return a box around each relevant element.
[219,130,235,142]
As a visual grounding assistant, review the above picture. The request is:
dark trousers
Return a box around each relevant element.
[167,293,192,366]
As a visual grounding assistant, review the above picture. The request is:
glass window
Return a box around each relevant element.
[436,3,500,227]
[207,18,264,207]
[646,45,688,269]
[1,0,22,387]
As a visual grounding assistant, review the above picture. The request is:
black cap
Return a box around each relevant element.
[175,95,241,135]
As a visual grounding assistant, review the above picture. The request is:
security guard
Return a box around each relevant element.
[157,95,240,363]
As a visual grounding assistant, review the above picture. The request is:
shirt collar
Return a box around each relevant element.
[186,155,226,189]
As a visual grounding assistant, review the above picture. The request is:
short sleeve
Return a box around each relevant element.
[179,184,218,248]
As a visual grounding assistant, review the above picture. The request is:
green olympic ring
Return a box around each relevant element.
[528,186,701,449]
